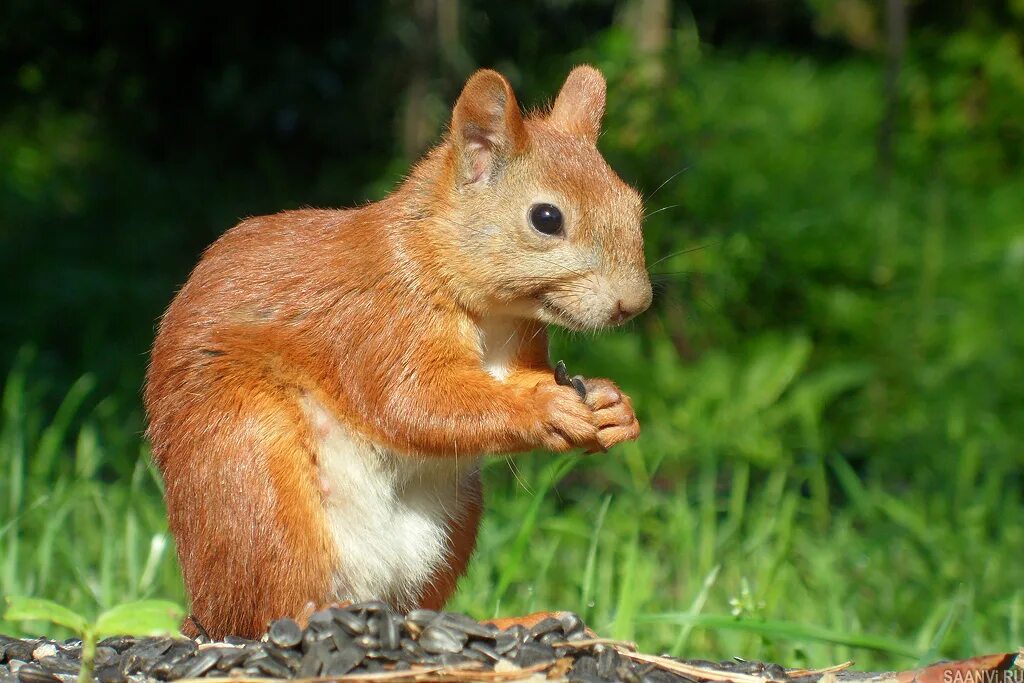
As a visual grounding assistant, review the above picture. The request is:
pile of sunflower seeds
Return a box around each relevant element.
[0,602,792,683]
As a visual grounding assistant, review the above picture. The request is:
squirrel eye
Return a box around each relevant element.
[529,203,564,236]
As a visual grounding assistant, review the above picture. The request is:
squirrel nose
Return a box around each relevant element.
[609,276,653,324]
[613,299,643,324]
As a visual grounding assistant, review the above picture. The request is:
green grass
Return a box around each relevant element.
[1,349,179,622]
[2,332,1021,671]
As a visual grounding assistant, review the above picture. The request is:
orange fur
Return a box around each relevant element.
[145,65,651,639]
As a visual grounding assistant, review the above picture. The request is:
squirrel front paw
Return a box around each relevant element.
[531,382,600,452]
[582,378,640,452]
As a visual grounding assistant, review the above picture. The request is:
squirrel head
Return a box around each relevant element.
[422,66,652,331]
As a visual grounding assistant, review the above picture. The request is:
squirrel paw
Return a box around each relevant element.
[581,378,640,452]
[532,382,599,452]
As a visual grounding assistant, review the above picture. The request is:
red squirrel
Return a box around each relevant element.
[144,65,652,639]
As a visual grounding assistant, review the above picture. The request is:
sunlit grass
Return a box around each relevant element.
[1,350,182,624]
[3,337,1019,671]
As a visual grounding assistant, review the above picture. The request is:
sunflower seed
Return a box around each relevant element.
[322,645,363,677]
[418,625,465,654]
[363,660,384,673]
[34,659,77,677]
[505,624,530,644]
[92,646,119,668]
[559,612,584,635]
[351,600,389,614]
[440,612,497,639]
[14,664,58,683]
[353,634,379,650]
[644,670,691,683]
[300,641,329,678]
[92,664,125,683]
[493,631,518,655]
[331,608,367,635]
[468,641,501,662]
[169,650,218,680]
[569,653,599,677]
[329,626,352,651]
[515,641,556,668]
[256,655,292,678]
[379,615,401,650]
[307,610,334,631]
[222,636,251,647]
[596,647,620,678]
[267,618,302,649]
[97,638,135,654]
[3,644,32,664]
[529,616,564,638]
[266,645,301,670]
[403,609,439,629]
[209,647,246,670]
[540,631,565,647]
[301,626,333,651]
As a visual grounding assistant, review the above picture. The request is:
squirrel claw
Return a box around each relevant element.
[554,360,571,386]
[569,376,587,400]
[554,360,588,400]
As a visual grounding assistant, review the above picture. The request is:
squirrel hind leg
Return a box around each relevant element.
[158,381,337,640]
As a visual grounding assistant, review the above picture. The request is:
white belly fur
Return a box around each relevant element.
[302,394,480,609]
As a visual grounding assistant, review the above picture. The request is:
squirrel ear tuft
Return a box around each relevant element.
[549,65,606,144]
[450,69,527,185]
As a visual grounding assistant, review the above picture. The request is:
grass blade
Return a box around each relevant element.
[639,612,921,659]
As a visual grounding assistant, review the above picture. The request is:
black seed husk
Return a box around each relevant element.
[331,608,367,635]
[353,634,379,650]
[322,645,363,677]
[418,625,465,654]
[529,616,564,638]
[559,611,584,635]
[439,612,497,639]
[254,655,291,678]
[4,644,32,664]
[92,664,125,683]
[403,608,438,628]
[306,610,334,632]
[493,631,518,655]
[0,604,806,682]
[266,645,301,670]
[378,615,400,651]
[297,653,321,679]
[209,646,246,670]
[267,618,302,649]
[15,664,58,683]
[170,650,218,680]
[516,641,557,668]
[468,641,501,662]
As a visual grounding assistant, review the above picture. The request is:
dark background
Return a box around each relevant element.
[7,0,1014,397]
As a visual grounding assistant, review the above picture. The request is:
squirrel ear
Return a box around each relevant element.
[450,69,527,185]
[549,65,606,143]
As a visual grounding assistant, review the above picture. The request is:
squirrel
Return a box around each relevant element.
[144,65,652,639]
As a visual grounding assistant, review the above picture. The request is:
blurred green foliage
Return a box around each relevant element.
[2,0,1023,669]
